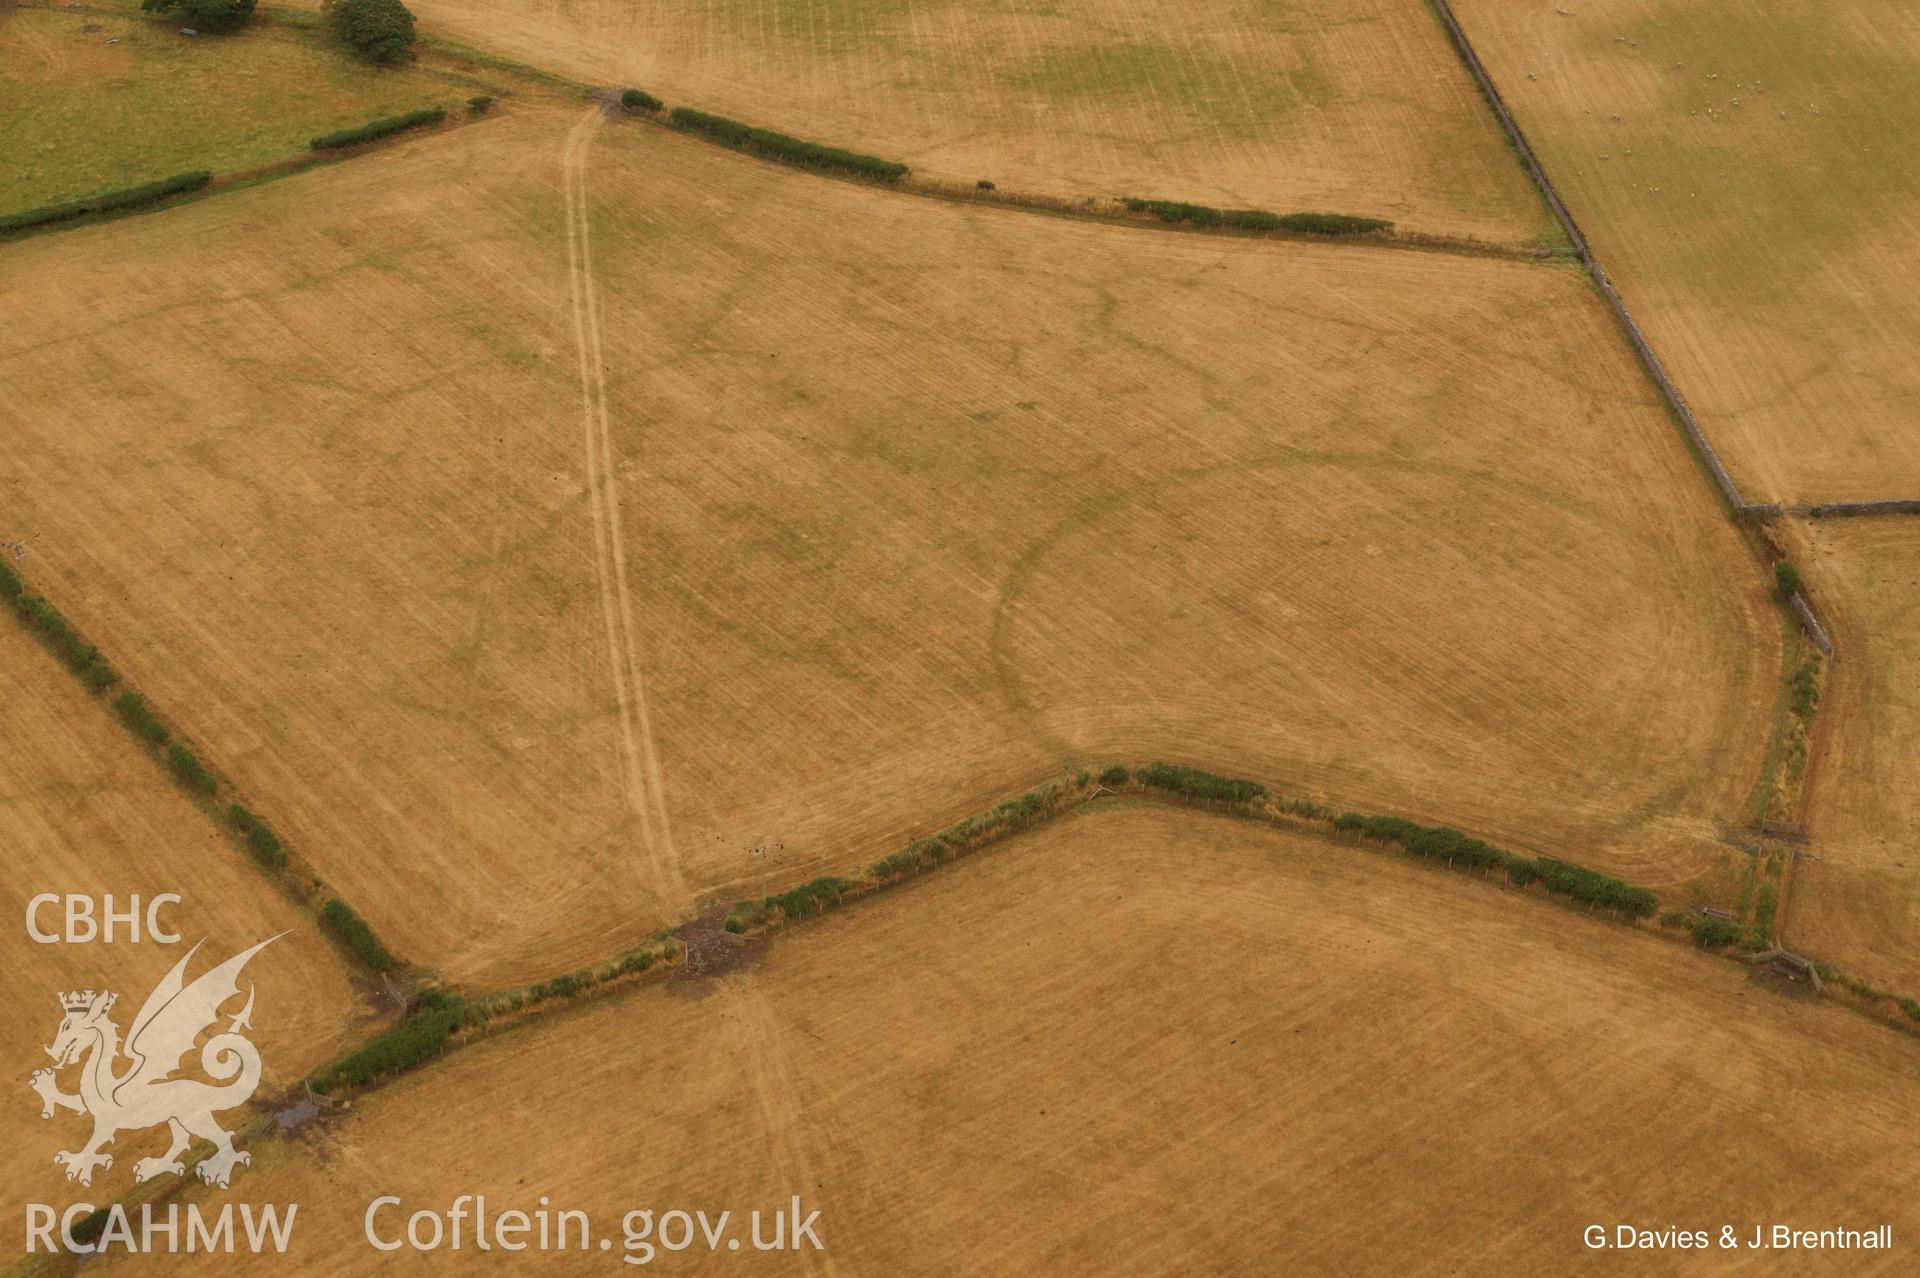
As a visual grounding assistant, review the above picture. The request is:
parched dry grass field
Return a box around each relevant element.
[125,806,1920,1274]
[0,615,367,1223]
[1780,521,1920,997]
[1448,0,1920,504]
[0,99,1776,987]
[370,0,1550,241]
[0,2,461,216]
[0,108,648,988]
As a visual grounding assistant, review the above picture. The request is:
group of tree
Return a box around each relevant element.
[323,0,418,62]
[138,0,417,64]
[139,0,256,35]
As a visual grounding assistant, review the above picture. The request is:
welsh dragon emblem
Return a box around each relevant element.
[29,935,282,1189]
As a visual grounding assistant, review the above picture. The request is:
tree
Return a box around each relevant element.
[325,0,418,64]
[141,0,257,34]
[1773,560,1801,599]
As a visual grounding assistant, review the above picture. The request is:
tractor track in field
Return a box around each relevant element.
[561,105,691,911]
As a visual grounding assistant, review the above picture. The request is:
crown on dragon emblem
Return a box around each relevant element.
[30,935,284,1190]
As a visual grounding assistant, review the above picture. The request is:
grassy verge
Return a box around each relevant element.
[0,3,467,218]
[1825,969,1920,1036]
[1743,617,1806,826]
[1768,642,1825,823]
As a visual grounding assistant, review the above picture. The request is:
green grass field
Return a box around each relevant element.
[0,4,463,215]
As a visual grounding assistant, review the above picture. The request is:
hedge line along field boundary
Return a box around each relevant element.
[29,771,1920,1275]
[0,554,405,979]
[0,171,211,236]
[665,106,909,180]
[721,762,1667,940]
[310,107,447,152]
[709,762,1920,1045]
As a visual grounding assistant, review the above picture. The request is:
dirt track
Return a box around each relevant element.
[562,106,689,910]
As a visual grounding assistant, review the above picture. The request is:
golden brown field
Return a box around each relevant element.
[0,99,1776,987]
[0,615,366,1223]
[0,108,649,988]
[7,7,1917,1273]
[355,0,1550,241]
[1448,0,1920,503]
[1781,520,1920,996]
[121,806,1920,1274]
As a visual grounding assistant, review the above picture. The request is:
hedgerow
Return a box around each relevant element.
[114,691,169,746]
[1532,857,1657,918]
[620,88,662,112]
[768,876,855,921]
[1690,914,1743,948]
[1121,200,1388,236]
[70,1208,110,1247]
[227,804,286,869]
[666,108,907,181]
[1125,198,1216,225]
[943,784,1060,844]
[166,742,216,795]
[867,836,950,882]
[1098,765,1130,786]
[310,107,445,152]
[312,996,467,1092]
[320,897,396,972]
[1275,212,1392,235]
[1333,813,1514,873]
[0,561,21,603]
[1331,809,1655,916]
[529,948,658,1003]
[727,876,859,935]
[1788,651,1821,718]
[1124,199,1274,229]
[723,901,767,933]
[0,171,212,235]
[1139,762,1266,804]
[1773,560,1801,599]
[1748,882,1779,949]
[13,594,114,689]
